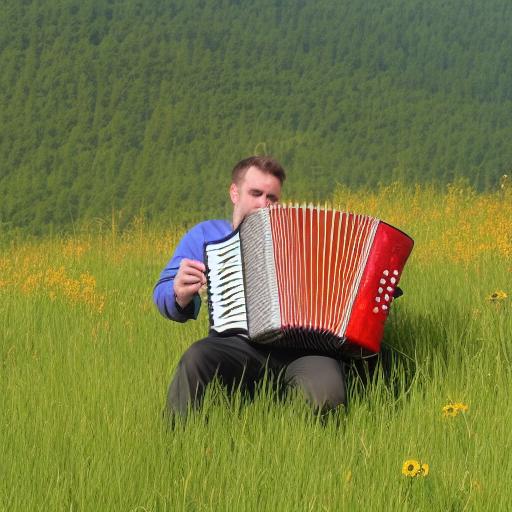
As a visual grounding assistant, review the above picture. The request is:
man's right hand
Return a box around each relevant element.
[173,259,206,309]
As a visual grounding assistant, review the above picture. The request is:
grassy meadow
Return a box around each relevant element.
[1,182,511,511]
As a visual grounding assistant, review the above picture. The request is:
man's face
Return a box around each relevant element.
[230,166,282,227]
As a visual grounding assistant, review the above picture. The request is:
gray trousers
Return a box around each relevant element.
[167,333,347,417]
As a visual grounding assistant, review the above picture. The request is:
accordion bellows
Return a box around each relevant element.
[205,205,414,356]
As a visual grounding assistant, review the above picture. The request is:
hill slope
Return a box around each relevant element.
[1,0,512,233]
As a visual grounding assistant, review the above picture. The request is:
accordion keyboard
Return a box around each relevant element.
[205,232,248,334]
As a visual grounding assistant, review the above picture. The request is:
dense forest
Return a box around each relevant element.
[1,0,512,234]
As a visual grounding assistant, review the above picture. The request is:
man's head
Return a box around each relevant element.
[229,156,286,228]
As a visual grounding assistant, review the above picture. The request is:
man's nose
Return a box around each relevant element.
[256,196,268,208]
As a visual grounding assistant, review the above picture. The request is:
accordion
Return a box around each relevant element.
[204,205,414,356]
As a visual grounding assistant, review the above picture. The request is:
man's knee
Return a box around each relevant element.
[285,356,347,412]
[307,373,346,411]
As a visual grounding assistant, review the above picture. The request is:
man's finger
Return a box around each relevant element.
[179,275,204,285]
[180,283,203,294]
[179,268,205,281]
[180,259,206,272]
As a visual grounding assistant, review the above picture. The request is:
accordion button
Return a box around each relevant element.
[384,294,390,301]
[380,278,386,285]
[393,270,399,276]
[387,286,393,292]
[383,270,389,276]
[382,305,388,311]
[375,297,381,303]
[373,307,379,314]
[390,277,397,284]
[378,287,383,294]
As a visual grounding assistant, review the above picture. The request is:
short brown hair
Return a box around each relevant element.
[231,156,286,185]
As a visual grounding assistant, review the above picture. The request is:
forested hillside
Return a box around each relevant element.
[1,0,512,233]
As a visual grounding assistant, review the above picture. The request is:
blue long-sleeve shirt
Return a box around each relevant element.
[153,219,233,322]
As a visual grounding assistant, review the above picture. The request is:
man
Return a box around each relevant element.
[153,156,346,418]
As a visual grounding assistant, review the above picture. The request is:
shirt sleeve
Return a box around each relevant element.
[153,224,205,322]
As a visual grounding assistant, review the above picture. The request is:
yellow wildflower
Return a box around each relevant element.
[420,463,429,476]
[402,460,421,477]
[21,273,43,295]
[442,402,469,416]
[442,404,458,417]
[487,290,508,302]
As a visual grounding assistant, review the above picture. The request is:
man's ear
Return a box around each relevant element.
[229,182,239,204]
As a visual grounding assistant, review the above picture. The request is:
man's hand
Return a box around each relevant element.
[173,259,206,309]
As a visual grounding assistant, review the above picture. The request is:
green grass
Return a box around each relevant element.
[1,193,511,510]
